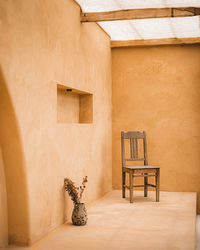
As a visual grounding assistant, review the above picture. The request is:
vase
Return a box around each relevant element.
[72,203,87,226]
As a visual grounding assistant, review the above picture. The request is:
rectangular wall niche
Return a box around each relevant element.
[57,84,93,123]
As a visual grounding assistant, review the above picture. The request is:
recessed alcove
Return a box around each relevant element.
[57,84,93,123]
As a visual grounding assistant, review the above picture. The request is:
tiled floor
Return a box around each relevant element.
[5,190,197,250]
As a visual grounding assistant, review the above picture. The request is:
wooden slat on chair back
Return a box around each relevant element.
[121,131,148,166]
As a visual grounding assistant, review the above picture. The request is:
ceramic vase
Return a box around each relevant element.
[72,203,87,226]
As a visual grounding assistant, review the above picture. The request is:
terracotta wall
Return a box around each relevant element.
[0,147,8,247]
[0,0,112,245]
[112,45,200,212]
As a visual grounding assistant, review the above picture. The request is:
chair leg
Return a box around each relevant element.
[122,171,126,198]
[129,173,133,203]
[144,174,148,197]
[156,169,160,202]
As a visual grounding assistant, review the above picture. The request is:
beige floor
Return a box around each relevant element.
[6,190,196,250]
[196,215,200,250]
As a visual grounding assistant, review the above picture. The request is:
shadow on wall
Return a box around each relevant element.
[0,67,30,245]
[0,145,8,247]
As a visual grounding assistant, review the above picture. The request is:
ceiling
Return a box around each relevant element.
[75,0,200,42]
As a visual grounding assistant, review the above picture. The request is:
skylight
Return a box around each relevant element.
[99,16,200,41]
[75,0,200,42]
[76,0,200,12]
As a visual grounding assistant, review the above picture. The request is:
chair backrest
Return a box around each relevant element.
[121,131,148,167]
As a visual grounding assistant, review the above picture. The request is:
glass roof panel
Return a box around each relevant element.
[170,16,200,38]
[99,16,200,40]
[76,0,200,41]
[76,0,200,12]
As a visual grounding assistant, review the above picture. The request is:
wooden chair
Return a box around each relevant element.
[121,131,160,203]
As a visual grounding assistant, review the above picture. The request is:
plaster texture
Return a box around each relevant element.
[5,190,197,250]
[197,215,200,250]
[0,146,8,247]
[112,46,200,212]
[0,0,112,245]
[1,0,199,247]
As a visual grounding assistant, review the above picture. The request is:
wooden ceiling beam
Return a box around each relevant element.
[81,7,200,22]
[111,37,200,48]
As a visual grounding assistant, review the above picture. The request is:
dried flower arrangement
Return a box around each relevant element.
[64,176,88,204]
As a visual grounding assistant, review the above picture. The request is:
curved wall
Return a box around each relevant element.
[0,146,8,247]
[0,0,112,245]
[0,69,30,245]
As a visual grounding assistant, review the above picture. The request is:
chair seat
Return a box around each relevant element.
[123,165,159,174]
[124,166,160,169]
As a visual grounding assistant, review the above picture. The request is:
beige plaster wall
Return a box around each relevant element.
[0,146,8,247]
[0,0,112,245]
[57,89,80,123]
[112,46,200,212]
[0,67,30,245]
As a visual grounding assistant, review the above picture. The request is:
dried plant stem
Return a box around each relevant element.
[79,176,88,201]
[64,176,88,204]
